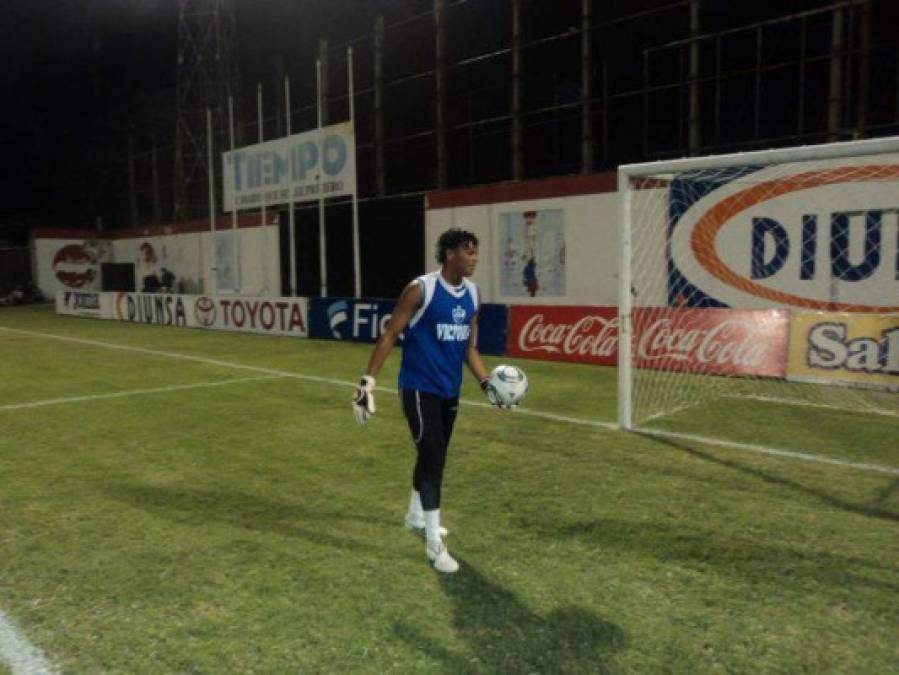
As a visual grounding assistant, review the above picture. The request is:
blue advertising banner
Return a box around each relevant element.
[476,303,508,355]
[309,297,398,343]
[310,297,508,355]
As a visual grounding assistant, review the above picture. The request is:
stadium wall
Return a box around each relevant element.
[55,290,899,392]
[427,153,899,313]
[33,215,279,299]
[425,173,629,306]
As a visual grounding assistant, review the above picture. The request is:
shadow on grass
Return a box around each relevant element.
[543,517,896,594]
[394,561,625,674]
[641,432,899,523]
[105,483,388,553]
[869,477,899,509]
[510,432,899,601]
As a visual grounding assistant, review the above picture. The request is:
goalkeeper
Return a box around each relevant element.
[352,228,498,574]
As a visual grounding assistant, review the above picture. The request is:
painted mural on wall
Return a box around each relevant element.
[498,209,567,298]
[128,235,203,294]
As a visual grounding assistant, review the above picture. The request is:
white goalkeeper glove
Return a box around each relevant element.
[352,375,376,425]
[480,377,515,410]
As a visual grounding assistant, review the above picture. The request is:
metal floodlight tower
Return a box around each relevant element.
[174,0,238,223]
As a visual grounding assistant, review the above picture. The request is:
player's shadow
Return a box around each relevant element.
[543,516,896,596]
[520,434,899,597]
[640,432,899,523]
[394,561,625,674]
[105,483,387,553]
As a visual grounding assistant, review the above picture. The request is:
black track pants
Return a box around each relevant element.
[401,389,459,511]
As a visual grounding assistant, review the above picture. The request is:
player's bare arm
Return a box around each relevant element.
[353,281,424,425]
[363,280,422,379]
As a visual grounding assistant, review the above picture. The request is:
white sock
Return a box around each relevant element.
[408,489,424,520]
[424,509,442,545]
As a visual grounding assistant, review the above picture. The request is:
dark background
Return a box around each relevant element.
[2,0,897,296]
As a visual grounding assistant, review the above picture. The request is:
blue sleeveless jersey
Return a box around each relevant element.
[398,271,479,399]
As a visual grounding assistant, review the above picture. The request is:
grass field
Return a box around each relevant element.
[1,304,897,674]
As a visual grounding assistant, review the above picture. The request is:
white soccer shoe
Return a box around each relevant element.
[404,514,448,538]
[426,539,459,574]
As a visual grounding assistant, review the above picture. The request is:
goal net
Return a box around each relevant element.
[618,138,899,444]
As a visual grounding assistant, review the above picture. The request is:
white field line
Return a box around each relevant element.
[634,427,899,476]
[0,375,286,412]
[0,327,350,387]
[0,610,57,675]
[641,400,702,424]
[2,326,896,477]
[722,393,899,419]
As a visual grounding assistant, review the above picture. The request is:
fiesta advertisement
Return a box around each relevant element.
[222,122,357,212]
[506,305,618,365]
[632,308,789,377]
[787,312,899,391]
[667,156,899,313]
[309,297,399,344]
[309,297,507,354]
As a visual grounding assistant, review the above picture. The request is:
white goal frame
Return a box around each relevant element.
[617,136,899,431]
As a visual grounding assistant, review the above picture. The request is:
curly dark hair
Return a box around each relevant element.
[436,228,479,263]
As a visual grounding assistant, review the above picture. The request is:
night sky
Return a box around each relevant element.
[0,0,431,242]
[1,0,896,243]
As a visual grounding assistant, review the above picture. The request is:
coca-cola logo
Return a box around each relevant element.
[637,317,769,367]
[518,313,619,358]
[53,244,98,288]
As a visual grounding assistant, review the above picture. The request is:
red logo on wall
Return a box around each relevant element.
[53,244,98,288]
[194,296,216,327]
[507,305,619,365]
[632,308,788,377]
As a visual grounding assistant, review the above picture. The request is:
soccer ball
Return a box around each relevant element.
[486,364,528,407]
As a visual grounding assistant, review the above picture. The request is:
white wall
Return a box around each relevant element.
[427,191,623,306]
[427,150,899,313]
[33,223,280,299]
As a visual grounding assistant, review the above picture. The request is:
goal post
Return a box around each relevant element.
[617,137,899,441]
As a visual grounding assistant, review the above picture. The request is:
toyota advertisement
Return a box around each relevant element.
[190,295,308,337]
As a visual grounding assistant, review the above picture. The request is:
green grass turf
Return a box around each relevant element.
[0,304,897,673]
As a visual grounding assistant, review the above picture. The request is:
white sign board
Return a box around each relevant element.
[222,122,357,212]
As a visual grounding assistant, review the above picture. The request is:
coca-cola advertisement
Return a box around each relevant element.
[632,308,789,377]
[507,305,619,365]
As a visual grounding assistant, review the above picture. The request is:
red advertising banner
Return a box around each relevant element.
[632,308,789,377]
[507,305,619,365]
